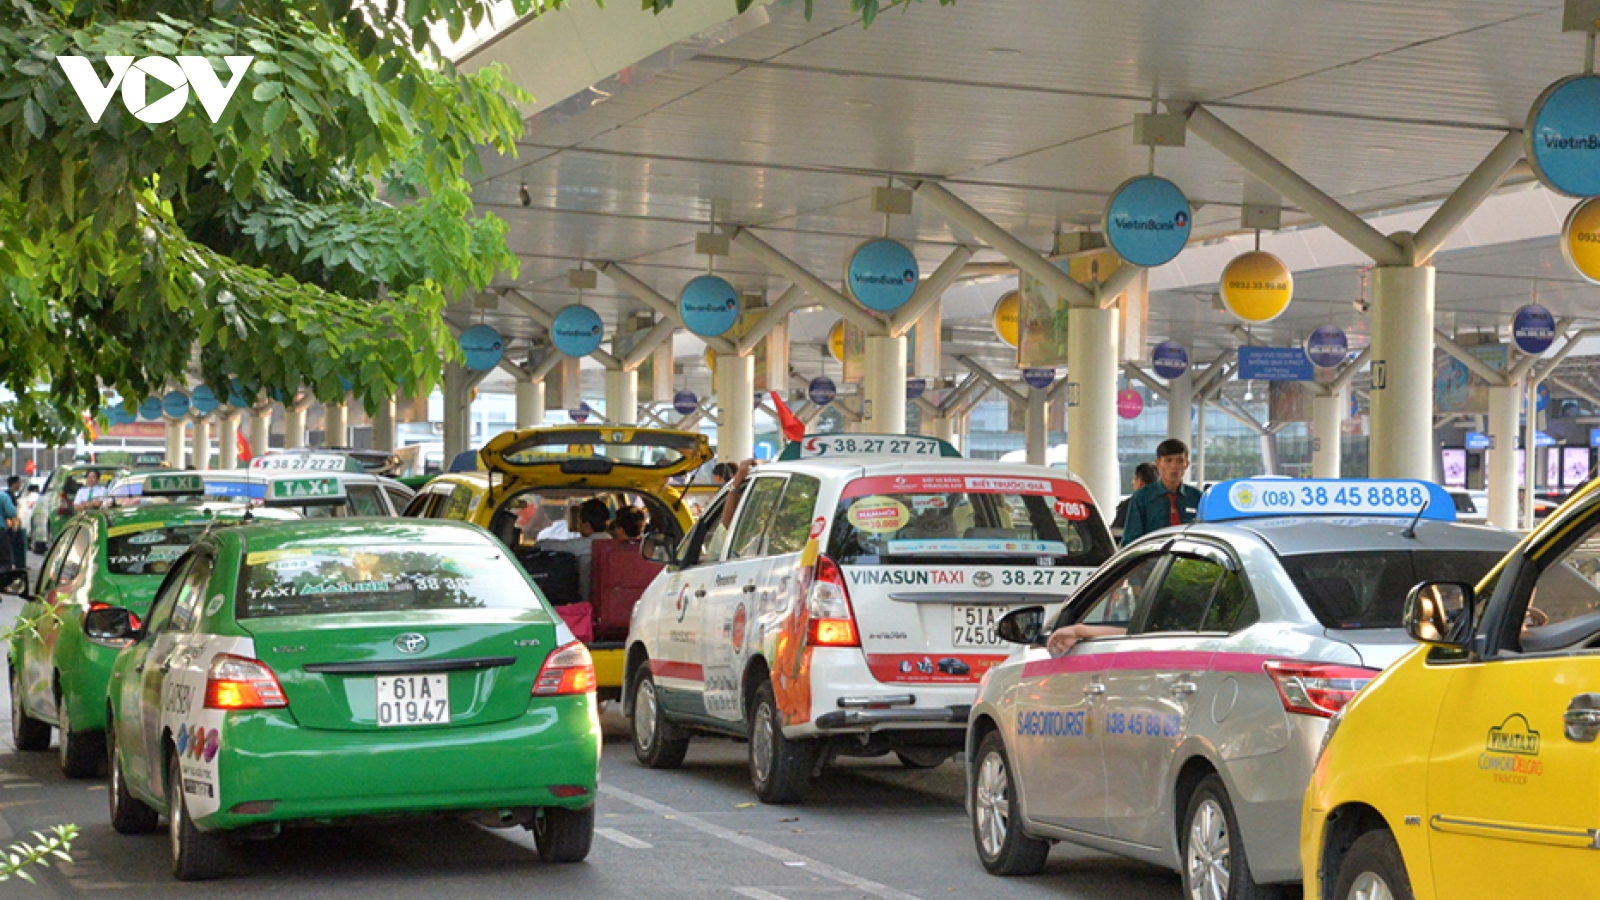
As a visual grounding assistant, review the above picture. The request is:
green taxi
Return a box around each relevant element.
[30,463,128,553]
[7,476,297,777]
[88,518,601,880]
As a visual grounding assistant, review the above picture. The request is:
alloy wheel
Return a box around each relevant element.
[634,679,658,751]
[1186,797,1231,900]
[1348,872,1396,900]
[751,702,775,785]
[974,751,1011,860]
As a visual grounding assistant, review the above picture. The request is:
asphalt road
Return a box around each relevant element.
[0,588,1186,900]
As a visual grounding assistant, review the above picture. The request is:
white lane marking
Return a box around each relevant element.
[732,889,790,900]
[595,827,653,849]
[601,784,926,900]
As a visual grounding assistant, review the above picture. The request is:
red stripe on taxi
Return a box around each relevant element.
[649,659,704,682]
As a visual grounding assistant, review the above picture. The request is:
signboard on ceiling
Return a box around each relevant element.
[1151,341,1188,379]
[672,391,698,416]
[1219,251,1293,323]
[1237,346,1314,382]
[226,377,252,409]
[1116,388,1144,419]
[1435,343,1507,414]
[1305,325,1349,370]
[992,291,1019,347]
[551,305,604,357]
[1103,175,1191,268]
[1465,432,1493,451]
[1512,304,1556,355]
[191,385,220,416]
[138,397,164,421]
[905,378,927,401]
[846,239,919,313]
[108,401,137,426]
[1016,250,1119,368]
[1562,196,1600,284]
[808,377,837,406]
[679,275,741,338]
[1526,74,1600,197]
[459,324,505,371]
[162,390,191,418]
[1022,368,1055,390]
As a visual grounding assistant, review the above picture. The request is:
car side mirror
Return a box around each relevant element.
[84,606,141,643]
[1404,581,1475,649]
[996,606,1047,645]
[641,532,677,566]
[0,567,30,599]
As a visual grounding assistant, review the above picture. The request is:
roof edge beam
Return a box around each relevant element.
[528,349,563,381]
[954,354,1026,405]
[1096,262,1145,310]
[1194,349,1239,397]
[596,262,737,356]
[939,373,982,413]
[1532,324,1596,381]
[889,245,976,338]
[723,226,886,335]
[622,317,680,372]
[1434,329,1510,386]
[1411,131,1525,266]
[1123,364,1170,402]
[1551,376,1600,410]
[1178,104,1408,267]
[1215,395,1269,435]
[1328,346,1373,393]
[737,284,805,356]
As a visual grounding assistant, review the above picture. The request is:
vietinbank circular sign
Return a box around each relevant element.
[1512,304,1556,355]
[846,239,919,313]
[1104,175,1191,268]
[1220,251,1293,323]
[1151,341,1189,379]
[678,275,741,338]
[1305,325,1349,370]
[1562,196,1600,284]
[458,324,504,371]
[138,397,164,421]
[1527,75,1600,197]
[551,304,603,357]
[190,385,220,415]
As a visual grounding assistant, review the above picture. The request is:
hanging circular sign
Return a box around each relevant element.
[808,377,837,406]
[846,239,919,313]
[1116,388,1144,419]
[551,304,604,357]
[992,291,1020,348]
[162,390,192,419]
[1219,251,1293,323]
[1526,74,1600,198]
[191,385,220,416]
[828,321,845,363]
[679,275,741,338]
[1103,175,1192,268]
[1304,325,1350,370]
[1022,368,1056,390]
[1512,303,1557,355]
[1561,196,1600,284]
[1151,341,1189,380]
[138,397,164,421]
[108,402,137,426]
[906,378,927,401]
[569,402,591,424]
[225,377,252,409]
[459,324,505,371]
[673,391,699,416]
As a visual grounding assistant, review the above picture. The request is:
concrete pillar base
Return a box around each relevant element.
[515,381,545,430]
[715,354,755,461]
[165,419,186,470]
[1311,388,1345,479]
[218,414,239,470]
[605,369,639,426]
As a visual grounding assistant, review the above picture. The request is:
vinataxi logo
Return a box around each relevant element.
[56,55,253,124]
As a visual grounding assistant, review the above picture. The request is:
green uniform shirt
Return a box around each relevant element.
[1121,481,1202,546]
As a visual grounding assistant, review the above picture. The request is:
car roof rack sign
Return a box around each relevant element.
[1197,478,1457,524]
[777,434,963,461]
[141,473,207,498]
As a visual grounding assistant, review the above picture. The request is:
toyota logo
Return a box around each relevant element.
[395,633,428,654]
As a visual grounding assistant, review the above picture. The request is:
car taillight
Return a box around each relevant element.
[204,654,288,710]
[87,602,141,631]
[805,555,860,648]
[1264,661,1377,718]
[534,641,596,696]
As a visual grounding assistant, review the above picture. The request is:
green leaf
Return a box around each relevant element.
[22,99,44,139]
[262,98,289,134]
[252,80,283,102]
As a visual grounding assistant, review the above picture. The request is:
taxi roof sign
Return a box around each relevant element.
[778,434,963,461]
[268,477,345,501]
[142,473,205,496]
[1198,478,1456,524]
[251,452,366,474]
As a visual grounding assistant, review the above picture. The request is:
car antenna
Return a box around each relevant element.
[1401,496,1429,540]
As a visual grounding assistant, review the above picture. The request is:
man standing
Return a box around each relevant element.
[0,482,16,570]
[1111,462,1159,538]
[4,477,23,565]
[1120,439,1202,546]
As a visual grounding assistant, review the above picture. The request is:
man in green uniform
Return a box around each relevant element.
[1120,439,1202,546]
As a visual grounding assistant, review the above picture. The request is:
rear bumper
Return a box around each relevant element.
[592,645,624,690]
[812,705,970,730]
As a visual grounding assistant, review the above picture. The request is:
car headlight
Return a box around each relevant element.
[1314,707,1344,769]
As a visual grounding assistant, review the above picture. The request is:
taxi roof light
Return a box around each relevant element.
[534,641,596,696]
[205,653,288,710]
[1264,660,1377,718]
[805,555,860,648]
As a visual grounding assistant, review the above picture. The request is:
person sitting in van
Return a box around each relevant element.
[536,498,613,600]
[609,507,646,541]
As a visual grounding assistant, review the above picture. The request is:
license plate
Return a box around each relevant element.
[952,606,1010,649]
[374,674,450,726]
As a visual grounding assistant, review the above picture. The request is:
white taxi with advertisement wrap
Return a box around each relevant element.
[624,435,1115,803]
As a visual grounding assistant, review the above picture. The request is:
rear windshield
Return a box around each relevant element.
[105,523,211,576]
[237,544,537,618]
[500,430,701,469]
[827,473,1112,566]
[1281,550,1506,629]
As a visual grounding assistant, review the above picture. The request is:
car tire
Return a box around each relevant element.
[1332,829,1414,900]
[108,720,158,835]
[630,669,689,769]
[1182,774,1276,900]
[10,668,51,752]
[971,730,1050,876]
[168,750,226,881]
[747,680,818,805]
[895,749,948,770]
[532,805,594,863]
[57,692,105,778]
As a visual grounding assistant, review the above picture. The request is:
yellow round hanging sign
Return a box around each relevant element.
[828,320,846,363]
[1219,251,1293,323]
[1562,196,1600,285]
[992,291,1020,348]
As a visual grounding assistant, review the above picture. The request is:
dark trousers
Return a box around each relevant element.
[8,529,22,568]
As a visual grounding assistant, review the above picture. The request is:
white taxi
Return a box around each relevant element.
[624,435,1115,803]
[108,454,413,517]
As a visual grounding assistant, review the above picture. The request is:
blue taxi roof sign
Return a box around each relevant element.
[777,433,962,461]
[1198,478,1456,524]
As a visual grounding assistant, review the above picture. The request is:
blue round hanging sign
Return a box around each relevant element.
[138,397,164,421]
[1304,325,1349,370]
[906,378,927,401]
[108,401,137,426]
[570,402,591,424]
[1151,341,1190,379]
[679,275,742,338]
[846,239,919,313]
[225,377,252,409]
[1103,175,1191,268]
[191,385,220,415]
[673,391,699,416]
[807,377,837,407]
[551,305,604,357]
[1022,368,1056,390]
[459,324,505,372]
[162,390,191,419]
[1512,304,1556,355]
[1527,75,1600,198]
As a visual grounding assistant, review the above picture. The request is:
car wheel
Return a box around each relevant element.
[747,680,818,805]
[1182,774,1275,900]
[108,720,158,835]
[971,730,1049,876]
[1332,830,1414,900]
[630,669,689,769]
[57,693,106,778]
[531,805,594,863]
[9,668,51,752]
[895,749,948,770]
[168,750,226,881]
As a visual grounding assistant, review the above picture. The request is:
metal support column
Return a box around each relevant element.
[165,418,186,469]
[516,380,545,429]
[191,417,211,471]
[715,354,755,462]
[1310,387,1345,479]
[1165,372,1193,449]
[863,335,907,434]
[1524,379,1539,531]
[1025,389,1048,466]
[283,404,306,450]
[1368,263,1436,480]
[373,396,398,452]
[1486,382,1519,529]
[442,364,471,460]
[1067,307,1119,510]
[249,405,271,457]
[605,369,638,426]
[323,402,348,448]
[218,413,238,470]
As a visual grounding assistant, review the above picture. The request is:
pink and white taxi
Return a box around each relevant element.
[624,435,1115,803]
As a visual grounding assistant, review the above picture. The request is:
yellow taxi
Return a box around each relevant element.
[1302,478,1600,900]
[401,426,712,699]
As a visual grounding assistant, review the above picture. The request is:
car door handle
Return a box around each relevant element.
[1170,682,1199,696]
[1565,694,1600,742]
[134,664,145,674]
[1083,683,1105,696]
[742,583,757,593]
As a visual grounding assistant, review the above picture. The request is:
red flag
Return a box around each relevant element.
[236,429,253,463]
[771,391,805,443]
